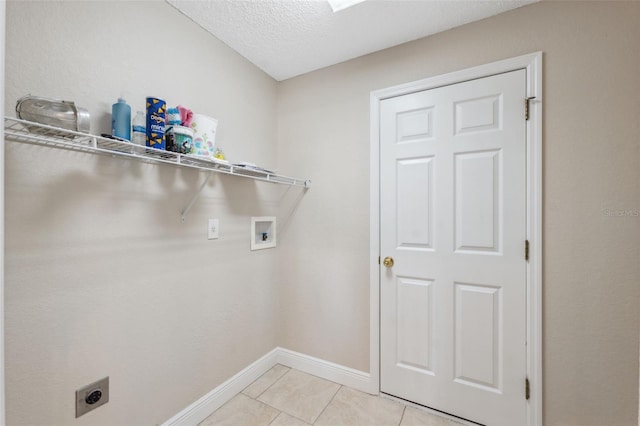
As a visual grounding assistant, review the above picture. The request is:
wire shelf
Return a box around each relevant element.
[4,116,311,188]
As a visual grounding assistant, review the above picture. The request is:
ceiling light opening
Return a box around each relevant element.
[328,0,367,13]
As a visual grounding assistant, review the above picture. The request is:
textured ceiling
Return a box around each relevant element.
[167,0,538,81]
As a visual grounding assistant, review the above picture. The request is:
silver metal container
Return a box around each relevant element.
[16,95,90,133]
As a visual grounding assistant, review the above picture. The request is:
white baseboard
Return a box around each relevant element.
[161,348,279,426]
[275,348,375,394]
[162,347,374,426]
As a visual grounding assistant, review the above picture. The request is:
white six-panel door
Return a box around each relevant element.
[380,69,527,426]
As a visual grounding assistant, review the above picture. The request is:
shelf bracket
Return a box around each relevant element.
[180,173,212,223]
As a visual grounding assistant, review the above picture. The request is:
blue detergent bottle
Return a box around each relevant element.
[112,96,131,141]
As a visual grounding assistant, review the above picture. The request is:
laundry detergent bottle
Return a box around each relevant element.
[112,97,131,141]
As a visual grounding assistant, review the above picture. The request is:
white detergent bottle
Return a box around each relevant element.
[132,111,146,145]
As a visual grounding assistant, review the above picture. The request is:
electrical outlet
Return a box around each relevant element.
[208,219,219,240]
[76,376,109,418]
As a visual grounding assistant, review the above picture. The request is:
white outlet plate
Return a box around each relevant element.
[208,219,219,240]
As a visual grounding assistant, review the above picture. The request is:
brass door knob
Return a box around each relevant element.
[383,257,394,268]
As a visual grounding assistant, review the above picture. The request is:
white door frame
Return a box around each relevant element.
[369,52,542,426]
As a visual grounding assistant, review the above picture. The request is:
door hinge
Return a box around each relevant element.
[525,97,536,121]
[525,377,531,400]
[525,240,530,261]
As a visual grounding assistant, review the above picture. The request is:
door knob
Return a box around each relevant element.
[383,257,394,268]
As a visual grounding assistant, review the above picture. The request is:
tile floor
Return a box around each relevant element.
[199,365,464,426]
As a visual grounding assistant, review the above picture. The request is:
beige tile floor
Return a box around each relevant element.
[200,365,464,426]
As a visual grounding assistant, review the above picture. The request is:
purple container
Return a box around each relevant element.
[146,97,166,149]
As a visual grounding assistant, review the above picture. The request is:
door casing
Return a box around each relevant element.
[369,52,542,426]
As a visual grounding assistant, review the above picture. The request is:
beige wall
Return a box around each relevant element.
[277,2,640,426]
[4,1,640,425]
[4,1,287,424]
[0,1,5,422]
